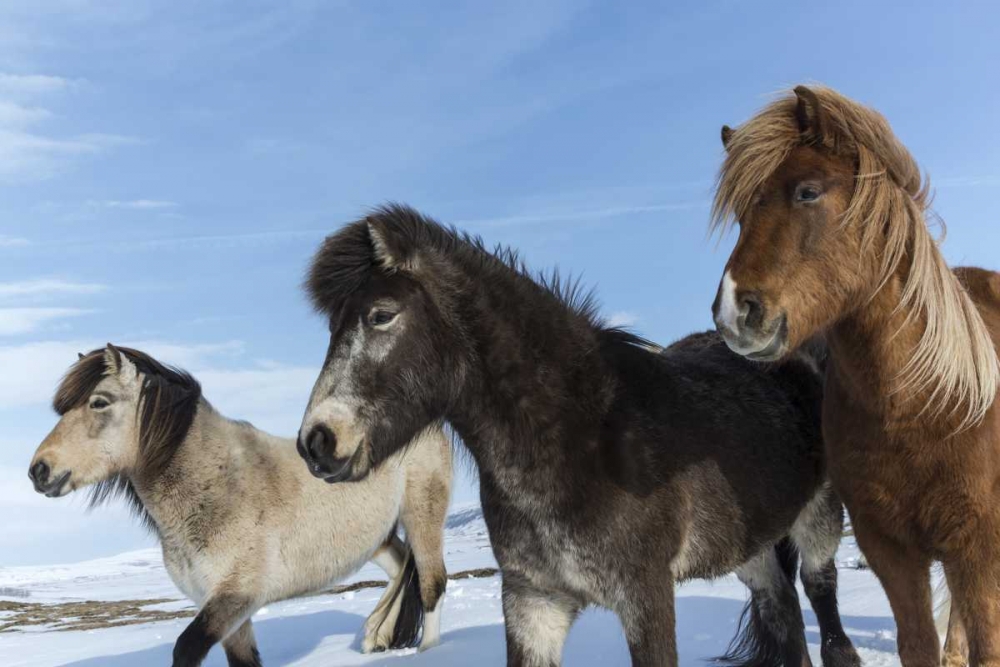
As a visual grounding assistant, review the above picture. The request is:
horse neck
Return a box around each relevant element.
[447,274,611,478]
[128,400,230,534]
[827,253,971,434]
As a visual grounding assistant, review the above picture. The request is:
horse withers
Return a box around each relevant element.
[711,85,1000,667]
[28,345,451,667]
[295,205,860,667]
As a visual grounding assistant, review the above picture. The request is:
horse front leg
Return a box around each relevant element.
[617,575,678,667]
[854,522,938,667]
[944,556,1000,667]
[942,600,969,667]
[173,591,257,667]
[501,573,581,667]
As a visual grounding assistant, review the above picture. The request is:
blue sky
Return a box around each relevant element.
[2,0,999,566]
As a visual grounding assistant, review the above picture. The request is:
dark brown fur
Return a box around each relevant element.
[300,206,860,667]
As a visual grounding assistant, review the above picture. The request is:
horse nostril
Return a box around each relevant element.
[29,461,50,485]
[739,292,764,331]
[306,424,336,462]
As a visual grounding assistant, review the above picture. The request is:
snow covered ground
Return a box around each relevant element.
[0,505,905,666]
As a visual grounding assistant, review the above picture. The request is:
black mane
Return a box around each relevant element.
[307,203,637,341]
[54,347,202,534]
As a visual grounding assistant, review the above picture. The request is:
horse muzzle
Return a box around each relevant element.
[296,424,363,484]
[28,460,72,498]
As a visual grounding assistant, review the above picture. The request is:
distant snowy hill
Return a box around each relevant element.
[0,504,905,666]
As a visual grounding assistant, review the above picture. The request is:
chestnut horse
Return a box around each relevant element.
[710,85,1000,667]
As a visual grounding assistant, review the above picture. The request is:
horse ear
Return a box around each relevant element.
[104,343,122,373]
[367,220,414,272]
[77,352,85,360]
[104,344,139,383]
[793,86,825,144]
[721,125,734,149]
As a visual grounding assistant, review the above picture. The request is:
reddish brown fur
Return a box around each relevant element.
[714,86,1000,667]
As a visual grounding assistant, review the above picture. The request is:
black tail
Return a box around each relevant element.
[774,536,799,584]
[388,547,425,649]
[714,539,803,667]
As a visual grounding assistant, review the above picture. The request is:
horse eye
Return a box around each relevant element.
[368,310,397,327]
[796,185,822,202]
[90,398,110,410]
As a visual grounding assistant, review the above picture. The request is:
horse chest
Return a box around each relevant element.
[161,541,211,604]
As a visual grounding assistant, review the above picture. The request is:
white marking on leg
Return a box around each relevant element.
[508,594,575,664]
[419,602,442,651]
[716,270,743,333]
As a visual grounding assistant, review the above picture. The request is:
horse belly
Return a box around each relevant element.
[264,466,407,600]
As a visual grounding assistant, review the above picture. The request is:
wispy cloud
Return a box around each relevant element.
[0,73,80,97]
[0,100,52,128]
[0,307,94,336]
[936,175,1000,188]
[0,129,139,183]
[462,201,708,228]
[88,199,178,210]
[0,235,30,247]
[0,279,107,300]
[0,70,135,183]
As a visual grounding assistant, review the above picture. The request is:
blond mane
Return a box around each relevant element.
[712,85,999,430]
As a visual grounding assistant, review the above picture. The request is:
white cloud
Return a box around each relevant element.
[0,73,79,98]
[0,100,52,128]
[0,129,140,183]
[0,69,135,182]
[0,278,107,300]
[606,311,639,328]
[0,307,93,335]
[89,199,178,210]
[0,235,30,247]
[462,201,708,228]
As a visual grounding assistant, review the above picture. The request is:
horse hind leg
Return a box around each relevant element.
[399,428,451,651]
[720,545,811,667]
[222,621,263,667]
[790,484,861,667]
[361,532,413,653]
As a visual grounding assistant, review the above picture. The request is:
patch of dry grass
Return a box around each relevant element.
[0,567,499,633]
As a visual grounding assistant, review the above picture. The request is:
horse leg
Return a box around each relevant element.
[943,557,1000,667]
[617,575,678,667]
[501,573,581,667]
[941,599,969,667]
[853,522,938,667]
[722,546,811,667]
[222,621,262,667]
[361,533,409,653]
[790,485,861,667]
[173,591,256,667]
[400,443,450,651]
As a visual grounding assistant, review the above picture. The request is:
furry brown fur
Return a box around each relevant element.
[712,85,1000,667]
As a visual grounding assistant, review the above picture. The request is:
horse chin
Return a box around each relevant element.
[36,470,73,498]
[321,441,372,484]
[722,316,789,362]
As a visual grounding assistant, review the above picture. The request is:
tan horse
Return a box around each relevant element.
[710,85,1000,667]
[28,345,452,667]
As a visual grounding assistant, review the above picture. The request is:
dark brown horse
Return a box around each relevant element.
[711,85,1000,667]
